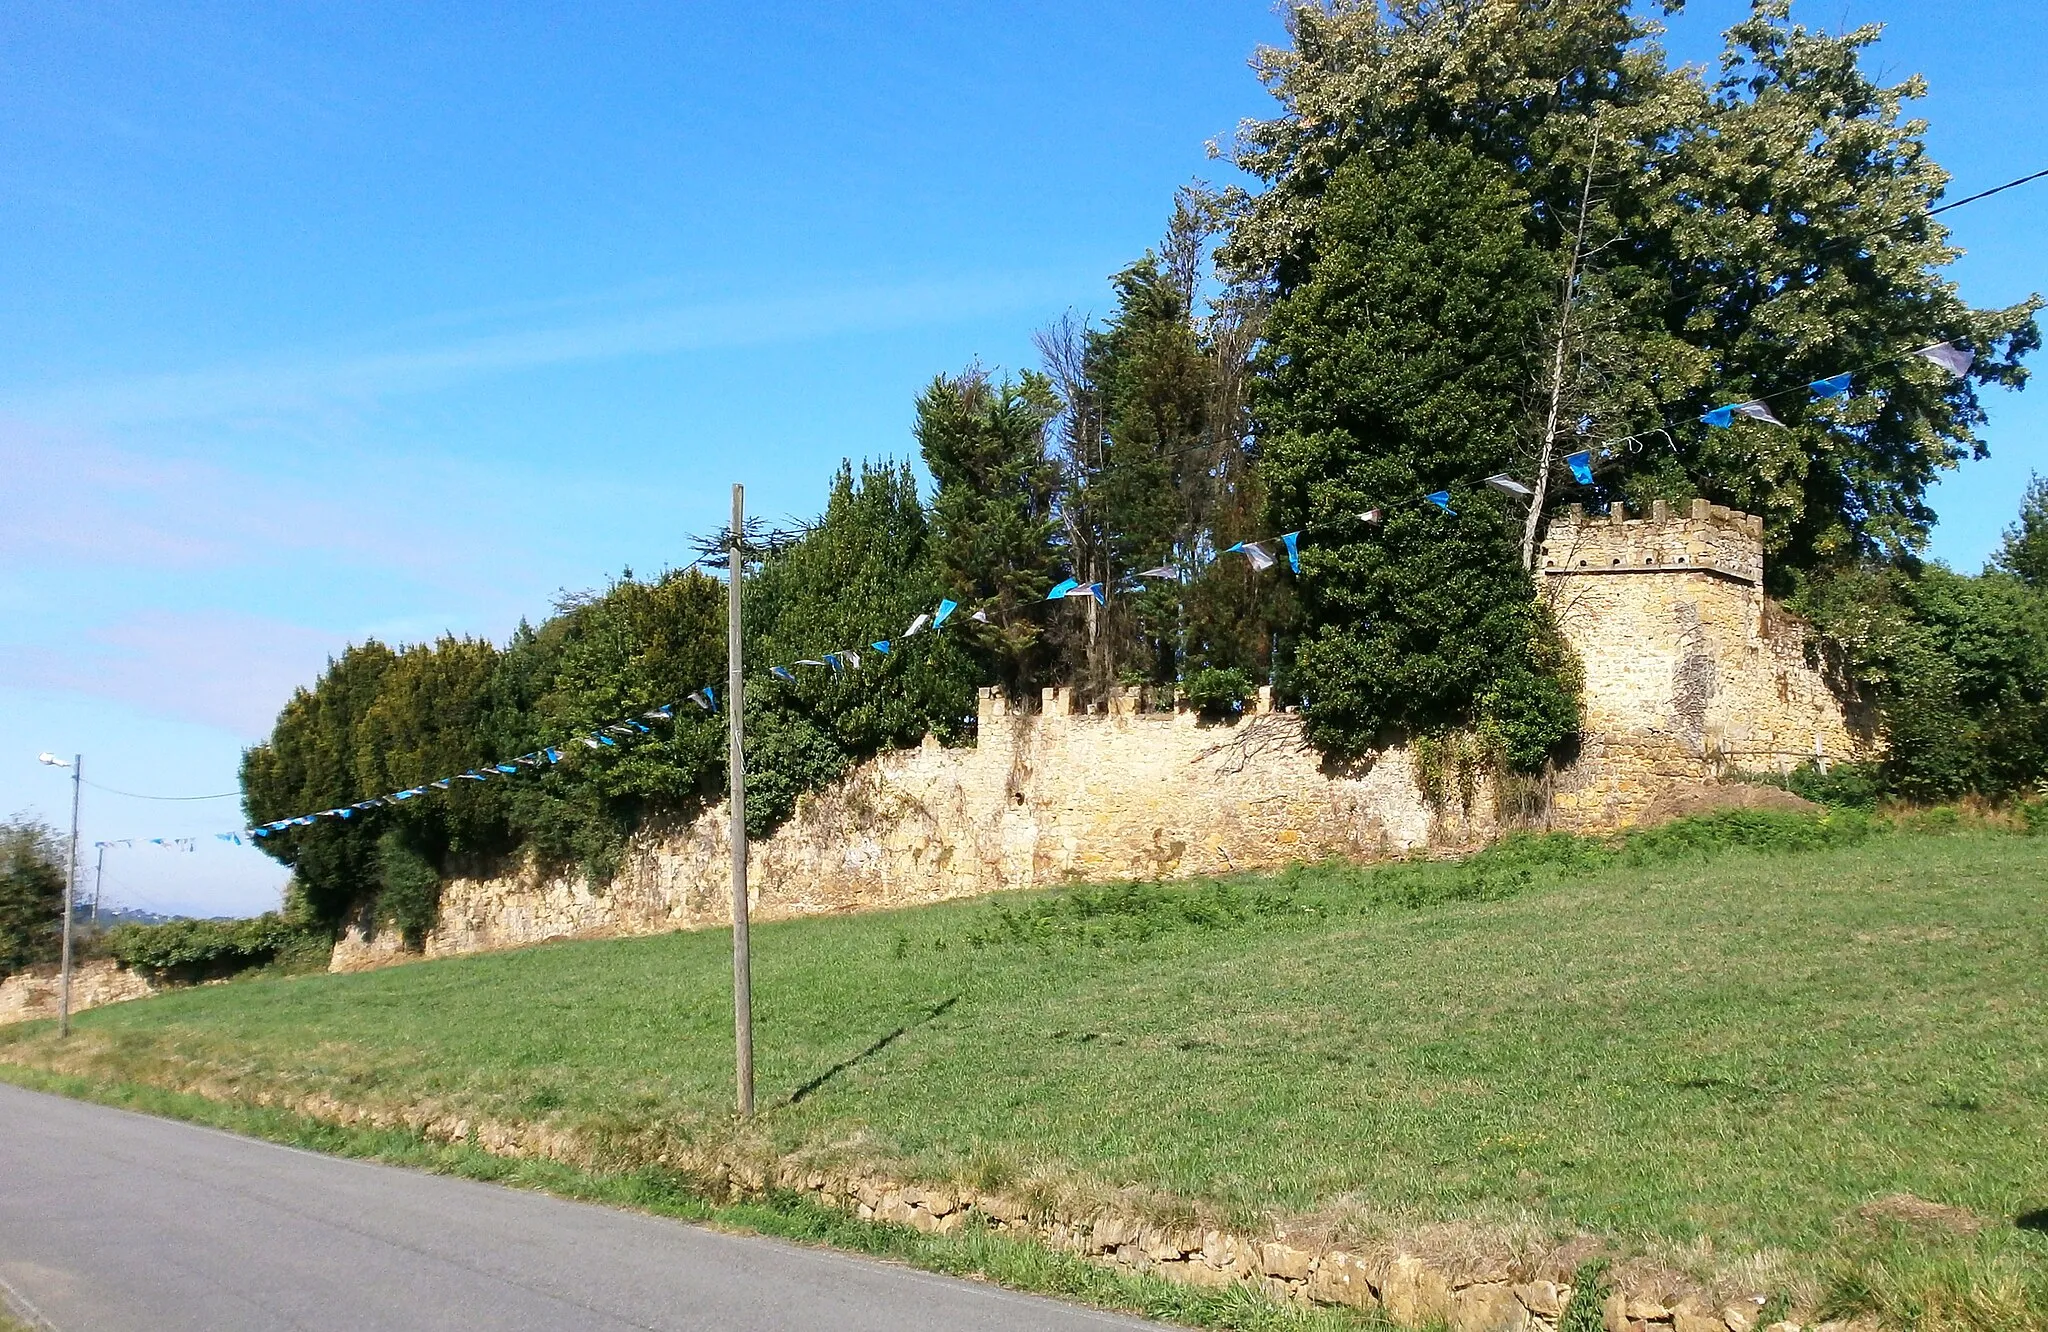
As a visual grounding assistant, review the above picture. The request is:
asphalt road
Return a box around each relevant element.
[0,1082,1153,1332]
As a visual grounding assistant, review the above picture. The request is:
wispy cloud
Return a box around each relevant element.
[11,270,1077,430]
[0,608,345,737]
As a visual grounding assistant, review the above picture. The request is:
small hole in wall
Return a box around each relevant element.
[1011,790,1026,806]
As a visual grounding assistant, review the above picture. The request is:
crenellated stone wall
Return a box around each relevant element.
[330,499,1873,971]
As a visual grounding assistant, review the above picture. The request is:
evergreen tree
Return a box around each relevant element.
[741,460,978,836]
[1255,142,1578,764]
[1038,193,1287,697]
[917,369,1064,696]
[1082,256,1211,688]
[1995,473,2048,589]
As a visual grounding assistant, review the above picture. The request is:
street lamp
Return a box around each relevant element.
[37,752,80,1038]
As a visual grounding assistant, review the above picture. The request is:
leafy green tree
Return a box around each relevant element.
[1255,142,1578,765]
[917,369,1064,696]
[1063,255,1215,690]
[1795,563,2048,801]
[497,569,728,880]
[0,817,65,979]
[1995,473,2048,588]
[1616,2,2040,572]
[1038,193,1288,696]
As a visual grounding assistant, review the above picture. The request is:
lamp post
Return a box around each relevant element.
[37,752,81,1038]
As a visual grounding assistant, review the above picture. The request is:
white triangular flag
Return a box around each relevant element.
[1915,341,1974,377]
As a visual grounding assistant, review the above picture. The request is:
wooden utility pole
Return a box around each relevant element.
[60,753,80,1038]
[726,484,755,1117]
[1521,117,1602,572]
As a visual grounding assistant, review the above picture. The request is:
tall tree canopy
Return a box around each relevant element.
[0,818,66,979]
[245,464,971,930]
[1996,474,2048,589]
[1227,0,2038,576]
[1256,142,1578,764]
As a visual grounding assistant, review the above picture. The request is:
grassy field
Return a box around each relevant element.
[4,810,2045,1329]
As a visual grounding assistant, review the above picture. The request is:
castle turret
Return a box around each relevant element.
[1542,499,1863,825]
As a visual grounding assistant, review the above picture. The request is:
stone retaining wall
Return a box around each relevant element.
[780,1165,1838,1332]
[0,958,156,1025]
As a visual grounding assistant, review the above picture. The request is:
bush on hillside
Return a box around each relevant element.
[105,912,329,981]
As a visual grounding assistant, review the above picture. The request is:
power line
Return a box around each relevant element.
[82,778,240,801]
[1928,166,2048,216]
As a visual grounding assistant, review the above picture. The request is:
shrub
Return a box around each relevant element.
[1181,667,1255,719]
[1781,760,1885,809]
[106,913,329,981]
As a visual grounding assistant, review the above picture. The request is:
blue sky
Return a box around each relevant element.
[3,1,2042,917]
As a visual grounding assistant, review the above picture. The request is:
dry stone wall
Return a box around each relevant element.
[332,499,1871,970]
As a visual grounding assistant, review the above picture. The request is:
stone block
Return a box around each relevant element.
[1089,1214,1138,1253]
[1673,1312,1722,1332]
[974,1193,1029,1224]
[1514,1281,1568,1318]
[1259,1241,1314,1281]
[1306,1250,1377,1310]
[1453,1282,1530,1332]
[1171,1259,1236,1289]
[1382,1256,1454,1327]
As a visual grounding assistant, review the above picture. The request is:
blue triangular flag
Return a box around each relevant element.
[1701,405,1736,428]
[771,665,795,682]
[1809,373,1852,399]
[1566,451,1594,485]
[871,640,891,654]
[495,763,519,773]
[1281,532,1300,573]
[1425,491,1454,514]
[932,599,958,629]
[1046,578,1079,601]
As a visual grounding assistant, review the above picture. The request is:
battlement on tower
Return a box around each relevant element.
[1541,498,1764,587]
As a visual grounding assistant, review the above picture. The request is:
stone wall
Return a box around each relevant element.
[0,958,157,1026]
[331,499,1870,970]
[334,705,1466,969]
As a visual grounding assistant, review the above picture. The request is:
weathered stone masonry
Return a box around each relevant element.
[330,499,1869,970]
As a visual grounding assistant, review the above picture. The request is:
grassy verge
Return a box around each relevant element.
[0,1063,1376,1331]
[4,810,2046,1329]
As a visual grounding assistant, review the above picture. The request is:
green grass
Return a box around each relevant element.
[4,811,2046,1329]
